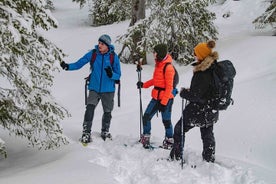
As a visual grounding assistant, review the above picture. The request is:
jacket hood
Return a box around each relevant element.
[193,51,219,72]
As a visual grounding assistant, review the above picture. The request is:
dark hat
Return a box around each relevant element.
[98,34,111,46]
[154,44,168,61]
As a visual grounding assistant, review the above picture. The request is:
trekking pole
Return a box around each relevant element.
[117,81,121,107]
[180,98,188,169]
[84,77,89,106]
[136,61,143,139]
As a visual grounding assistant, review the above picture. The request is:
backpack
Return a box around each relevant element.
[210,60,236,111]
[163,63,179,89]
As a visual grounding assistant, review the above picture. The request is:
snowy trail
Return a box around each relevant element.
[80,132,266,184]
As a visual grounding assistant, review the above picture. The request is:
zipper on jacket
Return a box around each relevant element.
[99,55,104,92]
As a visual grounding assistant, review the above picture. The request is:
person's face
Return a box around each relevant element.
[153,51,157,60]
[98,41,109,54]
[194,51,199,62]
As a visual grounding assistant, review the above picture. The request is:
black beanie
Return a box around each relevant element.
[154,44,168,61]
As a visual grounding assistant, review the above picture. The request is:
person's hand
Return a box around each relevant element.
[180,88,189,98]
[158,103,166,112]
[104,66,113,78]
[60,61,69,70]
[136,81,143,89]
[136,63,142,72]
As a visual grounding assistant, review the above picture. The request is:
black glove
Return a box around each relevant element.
[158,103,166,112]
[60,61,69,70]
[136,81,143,89]
[104,66,113,78]
[180,88,189,98]
[136,64,142,72]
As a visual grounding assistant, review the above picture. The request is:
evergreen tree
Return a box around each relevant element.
[118,0,146,64]
[46,0,55,11]
[73,0,132,26]
[72,0,87,8]
[253,0,276,35]
[0,0,70,157]
[0,138,7,158]
[118,0,218,64]
[90,0,132,26]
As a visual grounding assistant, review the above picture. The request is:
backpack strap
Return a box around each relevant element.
[163,63,178,89]
[89,49,97,70]
[90,49,115,68]
[153,63,172,100]
[163,63,171,75]
[110,51,115,65]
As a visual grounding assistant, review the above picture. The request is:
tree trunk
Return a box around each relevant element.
[119,0,146,64]
[130,0,145,26]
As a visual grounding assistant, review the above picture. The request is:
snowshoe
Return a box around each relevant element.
[160,137,174,150]
[101,131,112,141]
[139,134,151,149]
[80,133,92,146]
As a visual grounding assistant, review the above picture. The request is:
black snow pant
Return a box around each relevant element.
[173,118,216,162]
[82,91,114,134]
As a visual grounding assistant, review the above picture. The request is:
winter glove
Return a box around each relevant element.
[136,81,143,89]
[180,88,206,104]
[180,88,189,98]
[60,61,69,70]
[104,66,113,78]
[158,103,166,112]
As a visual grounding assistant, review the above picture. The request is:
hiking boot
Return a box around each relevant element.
[80,133,91,144]
[140,134,150,149]
[101,131,112,141]
[170,142,182,161]
[162,137,174,150]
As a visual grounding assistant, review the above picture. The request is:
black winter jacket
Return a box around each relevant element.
[180,52,219,127]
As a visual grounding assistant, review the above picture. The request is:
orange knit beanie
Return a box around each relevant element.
[194,40,216,61]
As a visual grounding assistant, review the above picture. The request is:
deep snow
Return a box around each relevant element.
[1,0,276,183]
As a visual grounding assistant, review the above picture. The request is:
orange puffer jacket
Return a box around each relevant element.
[143,54,175,106]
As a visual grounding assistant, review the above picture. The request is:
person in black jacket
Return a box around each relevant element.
[170,40,219,162]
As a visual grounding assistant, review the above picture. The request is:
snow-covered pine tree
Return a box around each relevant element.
[81,0,132,26]
[46,0,55,11]
[253,0,276,35]
[72,0,87,8]
[118,0,218,64]
[118,0,146,64]
[0,0,70,156]
[92,0,132,26]
[0,138,7,158]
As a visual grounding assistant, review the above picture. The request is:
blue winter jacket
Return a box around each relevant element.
[68,45,121,93]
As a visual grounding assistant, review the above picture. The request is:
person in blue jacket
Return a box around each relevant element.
[60,34,121,143]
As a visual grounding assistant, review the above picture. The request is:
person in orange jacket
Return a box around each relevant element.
[136,44,177,149]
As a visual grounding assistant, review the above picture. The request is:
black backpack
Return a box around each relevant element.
[163,63,179,89]
[210,60,236,110]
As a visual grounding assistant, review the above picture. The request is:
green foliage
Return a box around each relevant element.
[45,0,55,11]
[118,0,218,65]
[253,1,276,31]
[0,0,70,155]
[72,0,87,8]
[0,140,7,158]
[90,0,132,26]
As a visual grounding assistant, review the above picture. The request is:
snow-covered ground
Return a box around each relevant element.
[1,0,276,183]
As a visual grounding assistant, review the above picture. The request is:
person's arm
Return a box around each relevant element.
[67,51,92,70]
